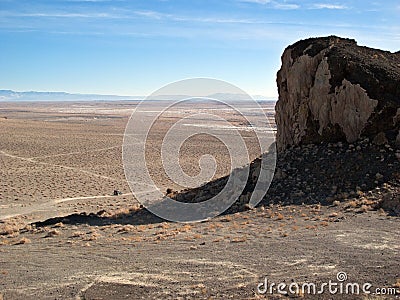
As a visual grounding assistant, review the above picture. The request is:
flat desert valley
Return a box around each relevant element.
[0,101,398,299]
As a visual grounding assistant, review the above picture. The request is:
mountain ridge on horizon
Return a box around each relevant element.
[0,90,276,102]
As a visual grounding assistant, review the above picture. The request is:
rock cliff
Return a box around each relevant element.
[276,36,400,151]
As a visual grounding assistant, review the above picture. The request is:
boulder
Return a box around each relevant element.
[276,36,400,152]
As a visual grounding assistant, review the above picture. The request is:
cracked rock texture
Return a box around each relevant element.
[276,36,400,151]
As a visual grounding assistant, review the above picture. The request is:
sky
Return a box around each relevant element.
[0,0,399,98]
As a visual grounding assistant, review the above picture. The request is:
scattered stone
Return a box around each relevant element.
[377,192,400,216]
[274,168,287,180]
[373,132,388,146]
[396,131,400,148]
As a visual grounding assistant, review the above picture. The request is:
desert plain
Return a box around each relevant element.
[0,101,398,299]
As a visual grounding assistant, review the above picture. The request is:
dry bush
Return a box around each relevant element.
[71,231,85,238]
[231,236,247,243]
[136,225,147,232]
[129,236,143,242]
[207,223,217,230]
[156,222,170,229]
[45,229,61,238]
[53,222,65,228]
[117,225,135,233]
[359,205,369,213]
[393,278,400,288]
[312,204,321,211]
[109,208,131,219]
[0,224,19,236]
[347,200,358,208]
[231,222,240,230]
[14,237,31,245]
[377,208,386,215]
[360,198,375,206]
[154,235,167,241]
[221,215,233,222]
[0,238,10,246]
[85,232,101,241]
[177,224,192,232]
[275,213,284,220]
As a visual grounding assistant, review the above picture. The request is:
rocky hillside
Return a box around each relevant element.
[276,36,400,152]
[176,36,400,216]
[149,36,400,217]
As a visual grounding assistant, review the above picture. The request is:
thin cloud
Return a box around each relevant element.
[239,0,272,3]
[311,4,348,9]
[134,10,267,24]
[0,12,121,18]
[273,3,300,9]
[65,0,126,2]
[238,0,299,9]
[134,10,165,19]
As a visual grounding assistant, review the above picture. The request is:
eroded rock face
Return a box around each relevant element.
[276,36,400,151]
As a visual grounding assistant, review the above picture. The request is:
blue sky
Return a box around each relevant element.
[0,0,399,98]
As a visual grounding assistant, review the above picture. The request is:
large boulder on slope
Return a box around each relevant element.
[275,35,400,152]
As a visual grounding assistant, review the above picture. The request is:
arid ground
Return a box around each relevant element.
[0,101,398,299]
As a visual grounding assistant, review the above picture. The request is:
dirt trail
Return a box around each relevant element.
[0,150,120,181]
[29,145,121,160]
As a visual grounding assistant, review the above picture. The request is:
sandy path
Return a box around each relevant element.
[0,150,120,181]
[29,145,121,159]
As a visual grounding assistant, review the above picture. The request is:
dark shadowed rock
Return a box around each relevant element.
[276,35,400,152]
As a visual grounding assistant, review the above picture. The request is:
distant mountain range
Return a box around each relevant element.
[0,90,143,101]
[0,90,275,102]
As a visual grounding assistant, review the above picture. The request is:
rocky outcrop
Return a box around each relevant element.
[276,36,400,151]
[156,36,400,217]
